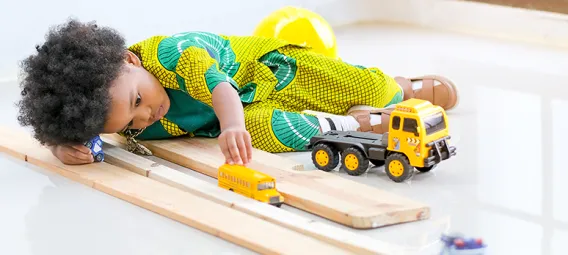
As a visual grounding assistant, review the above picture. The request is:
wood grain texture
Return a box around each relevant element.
[102,134,430,229]
[465,0,568,14]
[101,142,405,255]
[0,127,352,255]
[104,134,304,171]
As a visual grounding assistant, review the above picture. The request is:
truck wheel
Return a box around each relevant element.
[370,159,385,167]
[385,153,413,182]
[340,147,369,176]
[311,143,339,171]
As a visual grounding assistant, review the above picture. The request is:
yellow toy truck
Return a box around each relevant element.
[306,98,456,182]
[217,164,284,207]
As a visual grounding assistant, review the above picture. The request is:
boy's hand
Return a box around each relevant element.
[218,126,253,165]
[49,144,94,165]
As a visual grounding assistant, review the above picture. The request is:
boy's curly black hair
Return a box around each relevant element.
[17,18,127,146]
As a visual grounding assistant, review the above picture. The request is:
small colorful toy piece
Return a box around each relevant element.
[217,164,284,207]
[306,98,456,183]
[440,233,487,255]
[84,135,104,162]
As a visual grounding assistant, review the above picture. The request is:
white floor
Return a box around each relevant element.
[2,23,568,255]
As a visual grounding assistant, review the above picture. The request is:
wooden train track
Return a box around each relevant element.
[0,126,411,254]
[102,134,431,229]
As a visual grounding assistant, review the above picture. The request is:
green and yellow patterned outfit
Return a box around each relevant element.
[126,31,403,153]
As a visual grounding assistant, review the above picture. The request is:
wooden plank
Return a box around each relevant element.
[101,142,406,255]
[102,134,430,229]
[102,134,304,171]
[0,127,353,255]
[465,0,568,15]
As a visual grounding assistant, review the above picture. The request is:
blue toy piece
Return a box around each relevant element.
[440,233,487,255]
[84,135,104,162]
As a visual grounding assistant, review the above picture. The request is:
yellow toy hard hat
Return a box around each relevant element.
[253,6,338,59]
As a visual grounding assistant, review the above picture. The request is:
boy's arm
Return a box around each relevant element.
[212,81,253,165]
[171,45,252,164]
[212,82,245,131]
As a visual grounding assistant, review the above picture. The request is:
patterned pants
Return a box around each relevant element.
[244,46,403,153]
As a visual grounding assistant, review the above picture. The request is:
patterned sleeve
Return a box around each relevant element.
[156,33,240,107]
[176,46,239,106]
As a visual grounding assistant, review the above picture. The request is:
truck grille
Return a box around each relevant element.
[425,137,456,166]
[269,196,280,204]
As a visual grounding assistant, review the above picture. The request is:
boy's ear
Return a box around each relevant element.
[124,51,142,67]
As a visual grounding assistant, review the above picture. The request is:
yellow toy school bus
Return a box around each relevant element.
[218,164,284,207]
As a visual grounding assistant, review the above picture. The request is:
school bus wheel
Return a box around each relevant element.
[340,147,369,176]
[385,153,413,182]
[311,143,339,171]
[416,166,435,172]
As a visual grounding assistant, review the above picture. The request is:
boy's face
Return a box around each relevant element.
[103,51,171,134]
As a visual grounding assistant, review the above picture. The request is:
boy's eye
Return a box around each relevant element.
[135,93,141,106]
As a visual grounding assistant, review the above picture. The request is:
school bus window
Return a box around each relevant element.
[258,181,275,191]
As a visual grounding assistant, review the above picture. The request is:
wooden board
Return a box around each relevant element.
[466,0,568,15]
[114,134,304,171]
[102,142,405,255]
[0,127,352,255]
[102,134,430,229]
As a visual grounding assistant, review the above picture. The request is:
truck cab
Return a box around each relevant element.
[387,98,455,173]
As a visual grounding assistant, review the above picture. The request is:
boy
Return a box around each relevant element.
[17,19,458,165]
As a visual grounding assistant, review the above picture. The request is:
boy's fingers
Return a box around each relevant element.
[236,136,247,164]
[227,137,242,165]
[219,138,233,164]
[244,133,253,162]
[68,150,93,162]
[71,144,91,154]
[63,154,91,165]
